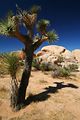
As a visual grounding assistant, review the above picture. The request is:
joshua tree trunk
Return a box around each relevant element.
[10,76,18,109]
[16,47,33,109]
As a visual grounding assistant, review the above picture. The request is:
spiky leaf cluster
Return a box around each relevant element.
[16,5,37,28]
[3,53,20,78]
[0,15,17,36]
[36,19,50,34]
[29,5,41,14]
[47,30,58,43]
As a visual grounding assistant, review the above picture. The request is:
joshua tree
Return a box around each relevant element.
[0,5,58,110]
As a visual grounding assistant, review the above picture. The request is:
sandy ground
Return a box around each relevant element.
[0,70,80,120]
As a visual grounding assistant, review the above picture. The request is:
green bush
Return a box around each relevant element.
[68,64,78,72]
[59,67,70,77]
[51,67,70,78]
[32,58,54,71]
[40,62,53,71]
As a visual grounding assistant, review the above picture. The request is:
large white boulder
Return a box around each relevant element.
[36,45,79,66]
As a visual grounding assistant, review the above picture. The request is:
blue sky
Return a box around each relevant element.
[0,0,80,53]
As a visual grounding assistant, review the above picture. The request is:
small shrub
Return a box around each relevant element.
[40,62,53,71]
[32,58,40,70]
[52,64,59,71]
[60,67,70,77]
[51,69,60,78]
[51,67,70,78]
[68,64,78,72]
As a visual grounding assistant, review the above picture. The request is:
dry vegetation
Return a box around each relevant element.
[0,69,80,120]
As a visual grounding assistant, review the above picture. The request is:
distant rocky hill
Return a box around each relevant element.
[36,45,80,70]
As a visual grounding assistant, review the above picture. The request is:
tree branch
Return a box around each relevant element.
[7,11,37,45]
[8,31,27,44]
[8,16,33,45]
[33,36,48,51]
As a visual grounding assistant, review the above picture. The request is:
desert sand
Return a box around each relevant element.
[0,70,80,120]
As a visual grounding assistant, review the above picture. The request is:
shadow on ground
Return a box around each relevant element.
[25,82,78,106]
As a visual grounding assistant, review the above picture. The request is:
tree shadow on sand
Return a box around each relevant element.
[24,82,78,106]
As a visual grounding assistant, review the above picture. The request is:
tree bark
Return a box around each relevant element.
[16,47,33,109]
[10,77,18,109]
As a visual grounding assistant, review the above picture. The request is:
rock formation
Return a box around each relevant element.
[72,49,80,63]
[36,45,80,68]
